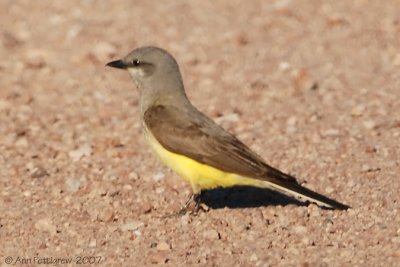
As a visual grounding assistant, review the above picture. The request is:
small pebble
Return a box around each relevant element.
[152,172,165,182]
[0,99,11,111]
[15,137,29,148]
[129,171,139,180]
[120,221,144,232]
[350,105,365,116]
[23,190,32,197]
[24,49,48,68]
[34,218,57,234]
[123,184,133,191]
[250,253,258,261]
[97,207,114,222]
[361,164,371,172]
[157,241,171,251]
[292,225,307,234]
[362,120,376,130]
[68,143,92,161]
[65,178,81,193]
[325,186,334,194]
[214,113,240,124]
[202,229,220,240]
[322,129,340,137]
[88,239,97,248]
[30,166,49,178]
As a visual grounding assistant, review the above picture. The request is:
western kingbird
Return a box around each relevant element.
[106,46,349,213]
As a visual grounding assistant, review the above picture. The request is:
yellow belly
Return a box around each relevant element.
[144,129,263,194]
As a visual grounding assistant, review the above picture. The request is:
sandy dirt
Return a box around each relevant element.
[1,1,400,266]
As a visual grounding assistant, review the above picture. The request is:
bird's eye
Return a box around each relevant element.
[132,59,141,66]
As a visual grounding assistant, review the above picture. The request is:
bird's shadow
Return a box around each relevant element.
[201,186,306,209]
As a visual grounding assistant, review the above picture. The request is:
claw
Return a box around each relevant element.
[178,192,201,215]
[163,192,207,217]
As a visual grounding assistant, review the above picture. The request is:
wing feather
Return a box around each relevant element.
[143,105,297,183]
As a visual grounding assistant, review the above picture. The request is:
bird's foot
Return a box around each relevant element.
[163,192,209,218]
[178,192,203,215]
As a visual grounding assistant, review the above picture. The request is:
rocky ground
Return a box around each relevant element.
[1,1,399,266]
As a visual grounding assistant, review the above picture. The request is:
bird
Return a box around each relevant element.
[106,46,349,214]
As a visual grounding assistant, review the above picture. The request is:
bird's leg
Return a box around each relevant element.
[192,192,203,213]
[162,194,196,218]
[163,191,206,218]
[178,192,201,215]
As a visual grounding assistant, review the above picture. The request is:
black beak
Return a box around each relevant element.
[106,59,128,69]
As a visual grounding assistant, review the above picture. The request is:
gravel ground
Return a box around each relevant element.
[1,1,400,266]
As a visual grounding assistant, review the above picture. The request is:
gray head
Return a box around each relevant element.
[106,46,188,113]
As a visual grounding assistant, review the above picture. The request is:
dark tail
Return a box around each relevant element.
[260,168,350,210]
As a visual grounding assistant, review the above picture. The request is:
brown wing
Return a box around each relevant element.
[143,104,297,183]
